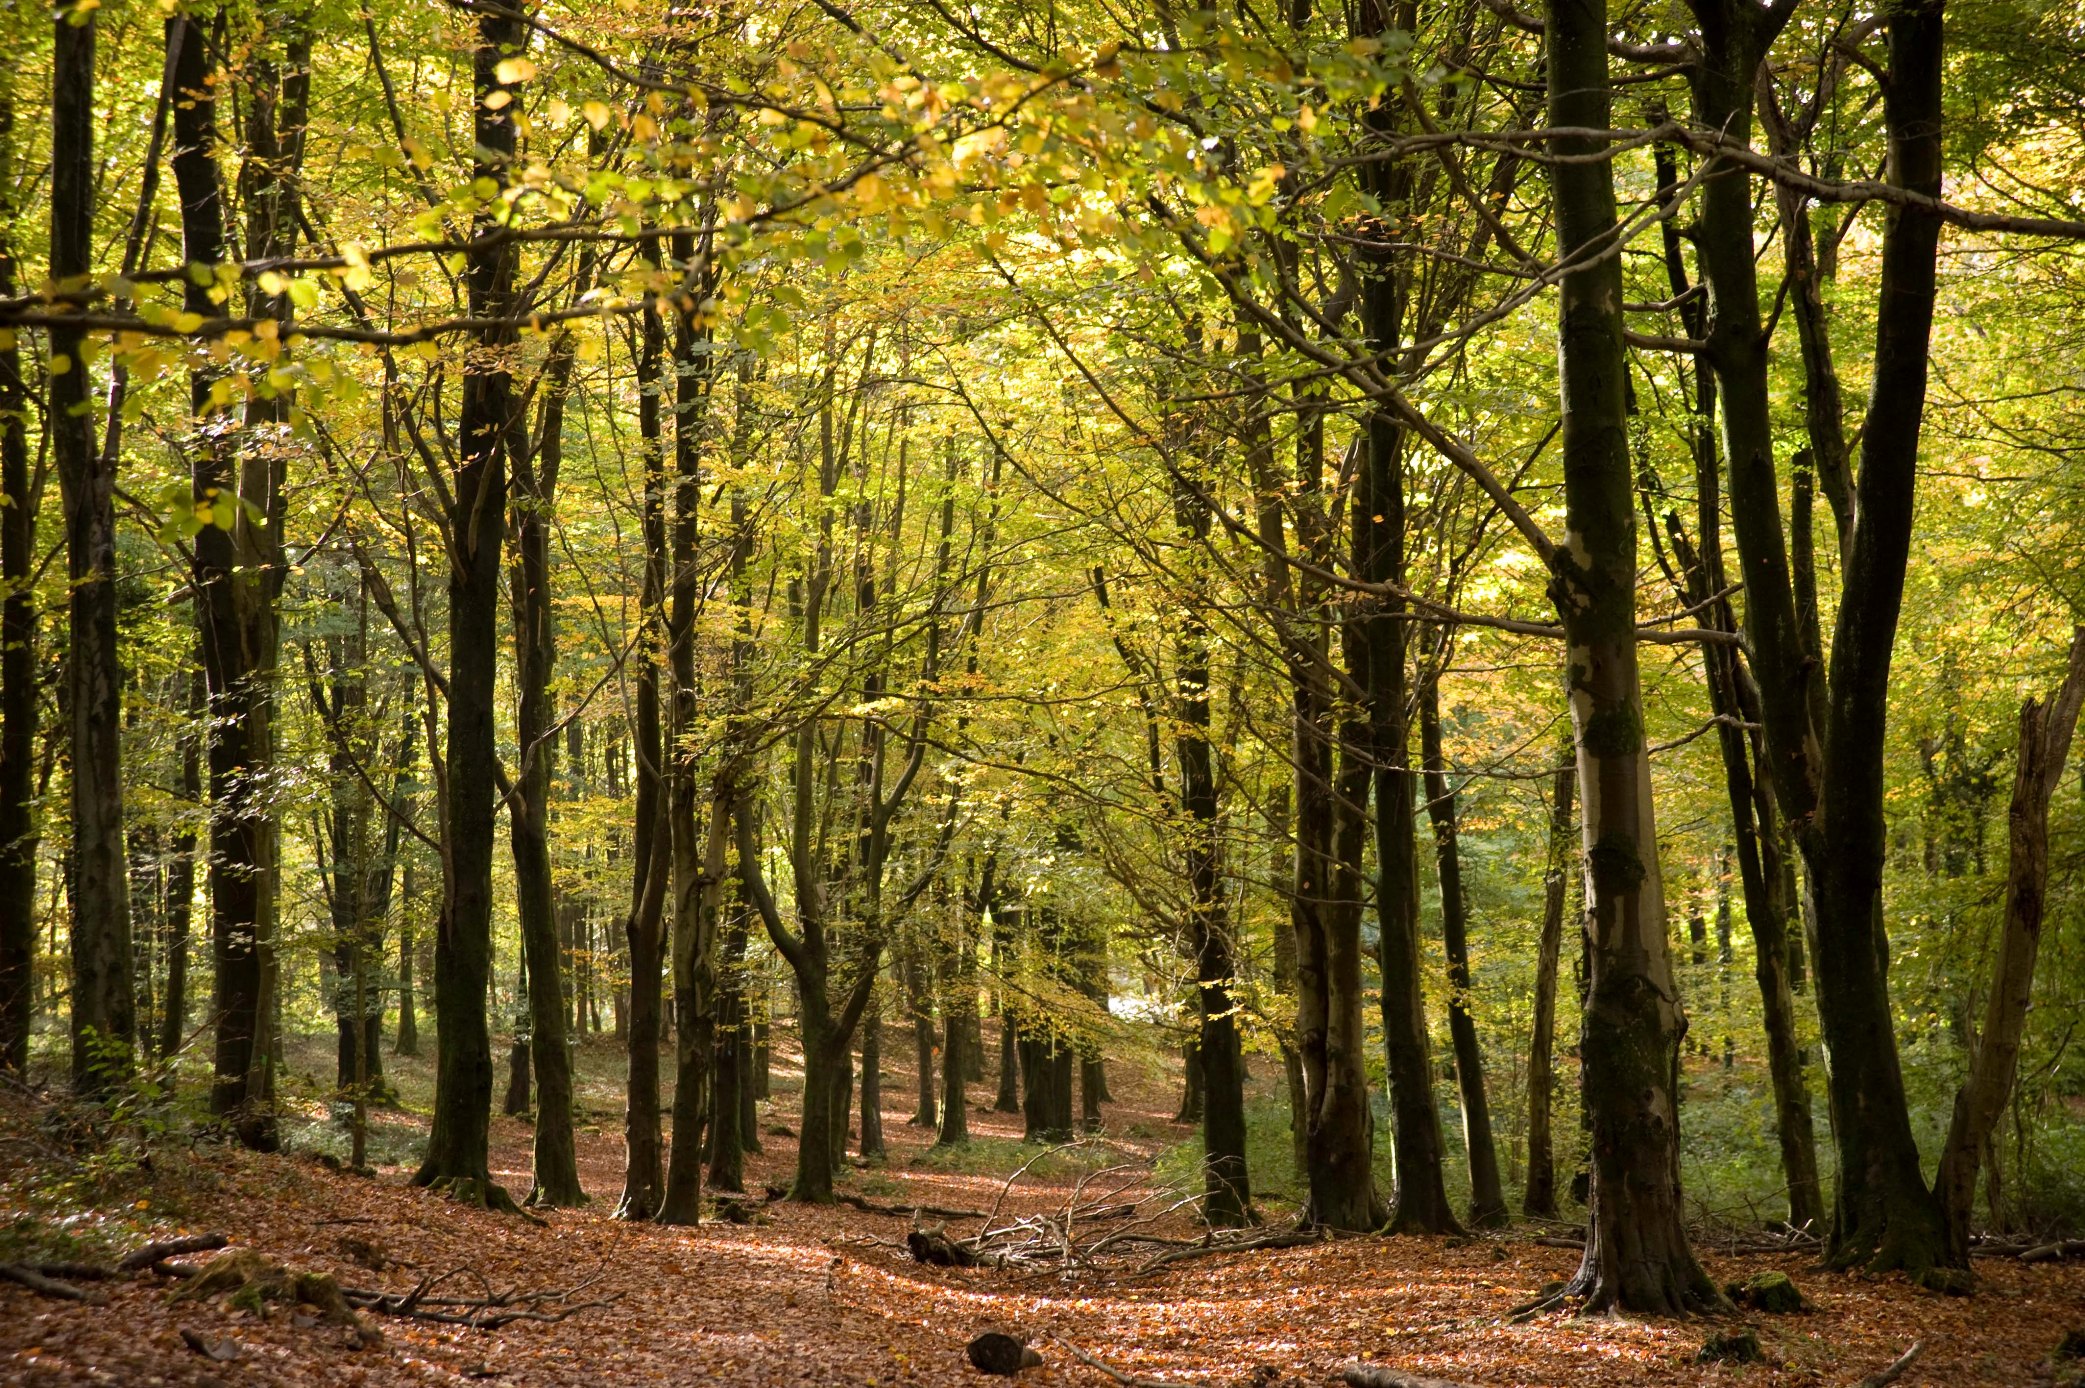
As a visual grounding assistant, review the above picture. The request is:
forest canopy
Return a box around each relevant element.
[3,0,2085,1370]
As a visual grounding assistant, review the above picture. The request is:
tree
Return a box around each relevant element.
[53,0,134,1094]
[1546,0,1718,1314]
[413,5,523,1209]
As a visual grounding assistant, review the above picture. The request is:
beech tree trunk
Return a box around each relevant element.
[1523,743,1574,1218]
[1419,672,1506,1228]
[54,2,134,1096]
[1806,0,1951,1275]
[1548,0,1716,1313]
[1936,629,2085,1260]
[413,7,521,1209]
[616,248,671,1222]
[1674,0,1826,1239]
[658,226,721,1227]
[0,75,38,1073]
[509,329,583,1208]
[708,907,750,1191]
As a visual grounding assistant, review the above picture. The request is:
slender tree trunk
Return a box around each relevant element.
[858,998,886,1159]
[509,331,583,1207]
[1547,0,1716,1313]
[1523,741,1574,1218]
[616,250,671,1222]
[1419,671,1506,1228]
[159,674,203,1060]
[54,2,135,1096]
[658,225,720,1225]
[906,947,936,1128]
[1168,450,1250,1224]
[1936,631,2085,1261]
[0,71,39,1070]
[938,874,981,1147]
[412,7,521,1209]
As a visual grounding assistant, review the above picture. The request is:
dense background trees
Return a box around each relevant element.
[4,0,2085,1314]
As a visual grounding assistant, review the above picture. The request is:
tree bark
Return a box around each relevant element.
[1807,0,1950,1275]
[1419,671,1506,1228]
[1523,741,1574,1218]
[616,247,670,1222]
[1936,629,2085,1261]
[412,7,521,1209]
[707,905,750,1191]
[159,674,203,1061]
[509,327,583,1207]
[55,0,135,1096]
[0,73,38,1072]
[1548,0,1716,1313]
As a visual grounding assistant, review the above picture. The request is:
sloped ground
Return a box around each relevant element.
[3,1030,2080,1386]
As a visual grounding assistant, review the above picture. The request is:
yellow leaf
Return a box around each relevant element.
[583,101,612,131]
[494,56,536,85]
[483,88,513,111]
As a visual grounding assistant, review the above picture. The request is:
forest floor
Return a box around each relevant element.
[3,1027,2082,1387]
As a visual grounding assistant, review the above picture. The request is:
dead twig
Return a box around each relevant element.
[1855,1341,1923,1388]
[1053,1334,1195,1387]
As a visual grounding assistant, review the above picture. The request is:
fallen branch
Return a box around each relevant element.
[835,1192,990,1221]
[1132,1228,1319,1275]
[0,1262,107,1304]
[1856,1341,1923,1388]
[2020,1240,2085,1263]
[120,1233,230,1272]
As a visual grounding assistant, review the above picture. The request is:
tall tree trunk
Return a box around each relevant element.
[1523,740,1574,1218]
[1170,444,1250,1226]
[412,7,521,1209]
[1936,630,2085,1261]
[616,249,671,1222]
[55,0,135,1096]
[0,71,38,1072]
[1419,671,1506,1228]
[1548,0,1716,1313]
[509,329,583,1207]
[1807,0,1950,1275]
[1350,0,1457,1239]
[658,223,720,1225]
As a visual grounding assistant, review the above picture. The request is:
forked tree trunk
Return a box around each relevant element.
[1806,0,1952,1276]
[1547,0,1717,1313]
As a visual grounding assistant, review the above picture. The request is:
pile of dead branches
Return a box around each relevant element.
[878,1141,1319,1278]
